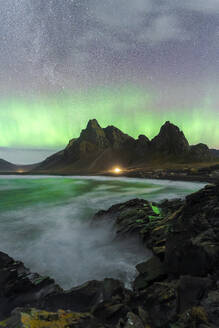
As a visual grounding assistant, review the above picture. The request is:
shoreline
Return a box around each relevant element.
[0,170,218,184]
[0,183,218,327]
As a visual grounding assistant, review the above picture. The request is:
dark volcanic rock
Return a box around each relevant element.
[1,184,219,327]
[201,289,219,327]
[134,256,166,291]
[0,251,132,326]
[136,280,178,327]
[40,280,103,313]
[93,197,184,259]
[64,119,110,161]
[0,251,60,320]
[135,134,150,159]
[92,184,219,327]
[189,143,213,161]
[79,119,110,150]
[177,275,212,314]
[1,307,99,328]
[165,184,219,277]
[103,125,133,149]
[151,121,190,157]
[211,148,219,158]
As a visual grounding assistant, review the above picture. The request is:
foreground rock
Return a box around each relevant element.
[1,184,219,327]
[93,183,219,327]
[0,308,97,328]
[0,251,60,320]
[124,163,219,184]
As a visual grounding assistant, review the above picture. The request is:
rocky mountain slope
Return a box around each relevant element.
[35,120,214,173]
[0,159,18,172]
[211,148,219,157]
[0,159,37,173]
[0,183,219,327]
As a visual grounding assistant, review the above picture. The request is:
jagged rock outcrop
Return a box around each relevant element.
[93,183,219,327]
[0,308,98,328]
[0,251,60,320]
[80,119,109,149]
[134,135,150,159]
[165,184,219,277]
[151,121,190,157]
[1,184,219,327]
[64,119,110,162]
[103,125,133,149]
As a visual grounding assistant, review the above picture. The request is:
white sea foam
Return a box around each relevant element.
[0,176,206,289]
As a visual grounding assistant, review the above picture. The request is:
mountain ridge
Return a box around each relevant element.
[34,119,215,173]
[0,119,217,173]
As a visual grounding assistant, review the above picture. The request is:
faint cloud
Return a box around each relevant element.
[90,0,154,28]
[138,15,190,44]
[182,0,219,13]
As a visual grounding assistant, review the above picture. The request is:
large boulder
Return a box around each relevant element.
[0,308,98,328]
[134,256,166,291]
[177,276,212,313]
[40,280,103,313]
[136,280,178,327]
[0,251,60,320]
[165,184,219,277]
[1,307,150,328]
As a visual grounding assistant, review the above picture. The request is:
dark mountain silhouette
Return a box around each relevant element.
[35,120,214,173]
[211,148,219,157]
[0,159,17,172]
[0,158,37,173]
[188,143,212,161]
[150,121,189,156]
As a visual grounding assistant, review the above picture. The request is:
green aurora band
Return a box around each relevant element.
[0,86,218,149]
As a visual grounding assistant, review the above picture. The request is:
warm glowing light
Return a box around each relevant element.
[114,167,122,173]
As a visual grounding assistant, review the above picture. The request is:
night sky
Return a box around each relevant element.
[0,0,219,149]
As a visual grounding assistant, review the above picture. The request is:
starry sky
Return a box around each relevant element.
[0,0,219,150]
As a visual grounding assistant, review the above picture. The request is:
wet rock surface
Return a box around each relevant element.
[125,164,219,184]
[0,184,219,327]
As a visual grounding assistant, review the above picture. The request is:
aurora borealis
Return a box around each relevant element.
[1,87,219,149]
[0,0,219,154]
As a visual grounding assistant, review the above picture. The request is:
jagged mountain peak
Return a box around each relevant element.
[160,121,182,132]
[36,119,213,173]
[64,120,107,157]
[104,125,133,148]
[151,121,189,155]
[189,143,212,161]
[86,119,101,130]
[137,134,150,143]
[79,119,105,139]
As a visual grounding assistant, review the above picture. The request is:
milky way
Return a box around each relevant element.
[0,1,219,148]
